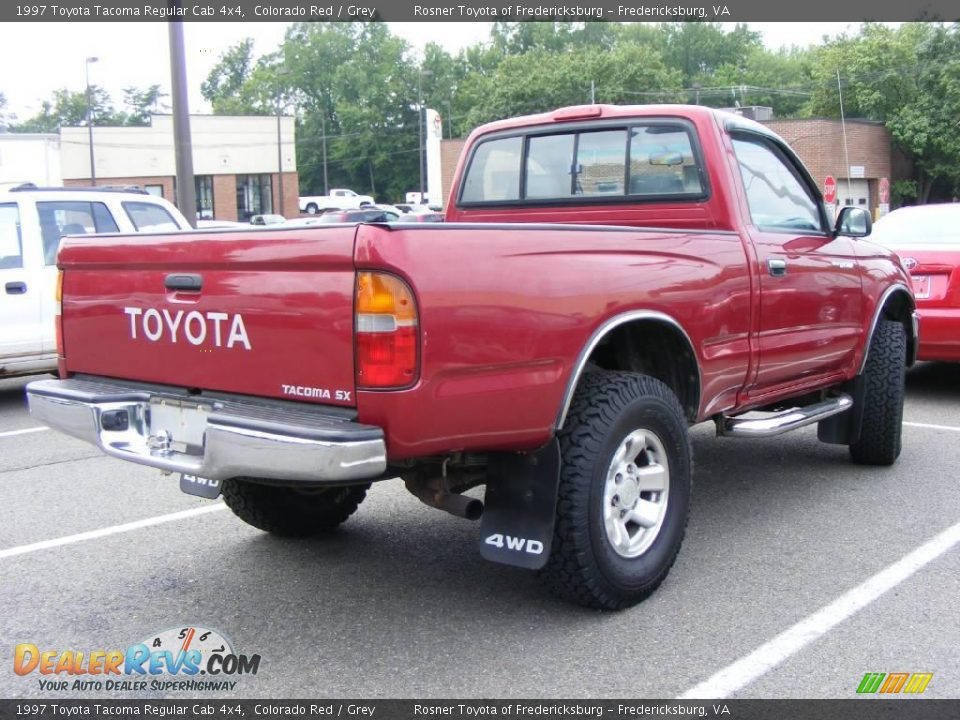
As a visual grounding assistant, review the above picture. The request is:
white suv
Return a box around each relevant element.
[0,185,190,379]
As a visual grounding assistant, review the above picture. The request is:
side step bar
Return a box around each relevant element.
[716,394,853,438]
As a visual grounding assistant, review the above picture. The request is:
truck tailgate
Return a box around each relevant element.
[58,227,358,408]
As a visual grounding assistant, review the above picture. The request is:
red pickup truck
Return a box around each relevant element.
[28,105,918,609]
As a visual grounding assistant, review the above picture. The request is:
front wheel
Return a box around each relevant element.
[221,479,370,537]
[539,371,692,609]
[849,318,906,465]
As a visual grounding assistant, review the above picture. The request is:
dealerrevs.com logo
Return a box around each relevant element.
[856,672,933,694]
[14,626,261,693]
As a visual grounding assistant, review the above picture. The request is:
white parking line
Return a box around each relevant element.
[679,518,960,699]
[0,426,49,439]
[904,421,960,433]
[0,504,228,560]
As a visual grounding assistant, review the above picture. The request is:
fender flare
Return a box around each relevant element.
[554,310,702,430]
[859,283,917,374]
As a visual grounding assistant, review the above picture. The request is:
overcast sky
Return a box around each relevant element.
[1,22,865,122]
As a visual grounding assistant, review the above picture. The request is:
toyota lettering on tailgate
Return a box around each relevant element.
[123,307,252,350]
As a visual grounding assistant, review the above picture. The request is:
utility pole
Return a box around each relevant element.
[275,68,289,217]
[168,16,197,227]
[320,111,328,195]
[85,57,98,186]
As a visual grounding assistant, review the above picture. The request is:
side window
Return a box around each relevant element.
[0,204,23,270]
[123,202,180,232]
[460,136,522,203]
[526,134,575,199]
[576,130,627,196]
[629,126,703,196]
[36,201,120,266]
[731,135,822,232]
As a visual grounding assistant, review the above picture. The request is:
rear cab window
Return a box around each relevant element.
[458,120,706,207]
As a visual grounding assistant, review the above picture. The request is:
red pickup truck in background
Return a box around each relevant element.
[28,105,918,609]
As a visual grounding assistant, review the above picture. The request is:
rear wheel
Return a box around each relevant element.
[305,203,319,215]
[221,479,370,537]
[849,318,906,465]
[539,371,692,609]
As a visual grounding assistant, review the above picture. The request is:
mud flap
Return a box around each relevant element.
[479,439,560,570]
[818,375,865,445]
[180,473,222,499]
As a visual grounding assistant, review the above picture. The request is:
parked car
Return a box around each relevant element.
[371,203,406,217]
[196,219,248,229]
[0,185,190,379]
[298,188,374,215]
[315,207,400,223]
[870,203,960,361]
[250,214,287,226]
[395,210,445,223]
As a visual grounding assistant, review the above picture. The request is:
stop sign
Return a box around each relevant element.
[879,177,890,204]
[824,176,837,204]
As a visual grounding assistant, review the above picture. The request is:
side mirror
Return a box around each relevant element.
[834,206,872,238]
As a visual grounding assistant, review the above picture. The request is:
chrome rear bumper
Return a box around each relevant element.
[26,378,386,484]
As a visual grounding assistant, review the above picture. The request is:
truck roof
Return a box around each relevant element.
[465,103,783,144]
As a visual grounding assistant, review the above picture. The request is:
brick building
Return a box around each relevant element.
[437,115,909,214]
[762,118,910,213]
[60,114,299,222]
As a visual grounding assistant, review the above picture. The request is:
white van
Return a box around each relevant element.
[0,185,190,379]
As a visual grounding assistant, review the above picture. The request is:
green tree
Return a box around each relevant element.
[460,43,682,129]
[120,85,169,125]
[658,22,762,83]
[201,38,266,115]
[277,23,420,201]
[13,87,115,132]
[703,46,814,116]
[490,21,620,54]
[806,23,960,201]
[0,92,14,129]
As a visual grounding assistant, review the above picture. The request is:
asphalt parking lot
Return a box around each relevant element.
[1,363,958,700]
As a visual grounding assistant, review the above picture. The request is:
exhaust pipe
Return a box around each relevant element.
[434,492,484,521]
[404,476,483,520]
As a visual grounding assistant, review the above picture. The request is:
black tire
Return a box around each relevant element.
[305,203,319,215]
[539,371,693,610]
[849,318,906,466]
[221,479,370,537]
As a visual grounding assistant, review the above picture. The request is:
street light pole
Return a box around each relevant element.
[417,68,432,203]
[320,111,328,195]
[275,68,289,217]
[85,56,98,186]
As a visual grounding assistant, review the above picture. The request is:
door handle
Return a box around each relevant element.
[767,259,787,277]
[165,274,203,292]
[4,281,26,295]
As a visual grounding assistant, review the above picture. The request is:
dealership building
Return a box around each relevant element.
[58,114,299,221]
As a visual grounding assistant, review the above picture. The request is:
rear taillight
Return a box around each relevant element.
[55,270,66,376]
[355,272,419,389]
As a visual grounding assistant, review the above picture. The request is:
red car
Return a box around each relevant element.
[871,204,960,361]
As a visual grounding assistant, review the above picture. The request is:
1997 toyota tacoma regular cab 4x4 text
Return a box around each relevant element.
[28,105,918,609]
